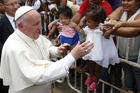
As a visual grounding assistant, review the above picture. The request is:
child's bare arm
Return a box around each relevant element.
[48,20,57,30]
[47,24,57,40]
[79,16,85,28]
[72,22,86,36]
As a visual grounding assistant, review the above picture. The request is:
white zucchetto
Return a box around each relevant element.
[15,6,34,21]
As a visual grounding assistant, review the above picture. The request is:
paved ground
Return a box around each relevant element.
[52,80,77,93]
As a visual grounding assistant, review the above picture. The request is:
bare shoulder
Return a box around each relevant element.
[108,6,124,20]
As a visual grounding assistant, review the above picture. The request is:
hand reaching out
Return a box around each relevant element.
[70,41,94,60]
[101,21,122,39]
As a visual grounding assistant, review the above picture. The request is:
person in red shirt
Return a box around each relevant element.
[72,0,112,24]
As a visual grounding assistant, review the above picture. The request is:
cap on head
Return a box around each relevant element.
[15,6,34,21]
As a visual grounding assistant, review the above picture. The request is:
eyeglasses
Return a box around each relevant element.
[4,1,20,6]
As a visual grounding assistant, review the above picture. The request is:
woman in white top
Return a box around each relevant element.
[103,0,140,93]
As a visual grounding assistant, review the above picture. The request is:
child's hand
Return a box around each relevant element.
[55,37,60,46]
[80,29,86,36]
[47,35,52,40]
[101,25,113,39]
[58,43,70,56]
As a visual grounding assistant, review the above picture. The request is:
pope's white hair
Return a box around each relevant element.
[16,13,28,27]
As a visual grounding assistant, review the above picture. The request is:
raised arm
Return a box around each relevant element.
[71,22,86,36]
[47,22,57,40]
[107,7,123,21]
[102,6,140,38]
[113,27,140,37]
[71,13,83,24]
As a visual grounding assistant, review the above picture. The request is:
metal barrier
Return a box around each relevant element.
[64,58,139,93]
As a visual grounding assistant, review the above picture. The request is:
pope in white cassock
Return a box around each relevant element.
[0,6,93,93]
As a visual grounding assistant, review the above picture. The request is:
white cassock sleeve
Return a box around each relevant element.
[36,53,75,84]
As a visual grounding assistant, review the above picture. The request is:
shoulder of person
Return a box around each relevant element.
[114,6,123,13]
[108,6,123,20]
[134,10,140,20]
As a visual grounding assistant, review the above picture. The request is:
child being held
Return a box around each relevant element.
[47,5,86,50]
[81,5,119,91]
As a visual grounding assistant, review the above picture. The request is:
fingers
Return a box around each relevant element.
[79,41,94,54]
[102,23,114,27]
[62,43,70,47]
[80,41,90,47]
[59,43,70,51]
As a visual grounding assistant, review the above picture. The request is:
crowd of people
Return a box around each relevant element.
[0,0,140,93]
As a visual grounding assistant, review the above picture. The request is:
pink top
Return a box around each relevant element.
[58,22,76,38]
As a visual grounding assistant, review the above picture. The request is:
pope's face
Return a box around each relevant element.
[22,10,42,40]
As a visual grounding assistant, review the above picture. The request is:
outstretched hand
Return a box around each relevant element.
[70,41,94,60]
[101,22,121,39]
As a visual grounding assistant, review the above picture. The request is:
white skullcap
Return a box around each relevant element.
[15,6,34,21]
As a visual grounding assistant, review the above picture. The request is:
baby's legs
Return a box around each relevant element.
[89,61,101,82]
[94,63,102,83]
[85,60,95,86]
[88,62,101,91]
[89,61,96,76]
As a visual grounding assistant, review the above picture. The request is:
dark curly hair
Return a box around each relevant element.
[85,5,107,23]
[57,5,72,18]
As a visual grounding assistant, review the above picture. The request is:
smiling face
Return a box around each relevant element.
[19,10,42,40]
[122,0,140,12]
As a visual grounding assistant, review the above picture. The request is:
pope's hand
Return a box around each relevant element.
[70,41,94,60]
